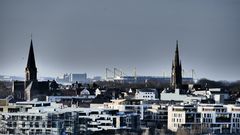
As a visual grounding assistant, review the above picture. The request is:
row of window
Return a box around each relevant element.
[142,96,154,98]
[233,114,240,117]
[6,121,59,128]
[172,118,182,123]
[203,113,212,118]
[7,129,55,135]
[232,118,240,123]
[143,92,154,94]
[4,115,43,121]
[202,108,226,112]
[203,118,212,123]
[173,113,183,117]
[232,123,240,128]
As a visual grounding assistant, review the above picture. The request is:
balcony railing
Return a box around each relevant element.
[216,117,231,123]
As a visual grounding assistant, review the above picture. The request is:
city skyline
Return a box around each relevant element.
[1,0,240,81]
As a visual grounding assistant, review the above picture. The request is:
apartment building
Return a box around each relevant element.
[0,101,140,135]
[103,99,151,120]
[168,103,240,134]
[135,89,157,100]
[229,105,240,133]
[198,104,232,134]
[144,104,168,128]
[78,109,140,134]
[0,101,62,135]
[168,104,201,132]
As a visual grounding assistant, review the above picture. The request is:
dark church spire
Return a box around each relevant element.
[25,39,37,81]
[171,40,182,89]
[27,40,36,69]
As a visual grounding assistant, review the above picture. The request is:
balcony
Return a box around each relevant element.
[216,117,231,123]
[186,118,194,123]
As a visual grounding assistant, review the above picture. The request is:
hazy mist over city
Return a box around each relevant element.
[0,0,240,81]
[2,1,240,135]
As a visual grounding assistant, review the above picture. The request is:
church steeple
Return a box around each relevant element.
[171,40,182,89]
[25,39,37,81]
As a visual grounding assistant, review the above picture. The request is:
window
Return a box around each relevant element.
[13,122,17,127]
[35,122,39,128]
[43,103,50,106]
[42,122,45,128]
[30,122,33,127]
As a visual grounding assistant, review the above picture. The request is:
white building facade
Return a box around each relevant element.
[135,89,157,100]
[168,103,240,134]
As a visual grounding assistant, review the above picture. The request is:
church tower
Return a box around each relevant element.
[13,38,50,101]
[171,40,182,89]
[25,39,37,81]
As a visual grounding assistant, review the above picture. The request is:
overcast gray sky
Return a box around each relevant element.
[0,0,240,81]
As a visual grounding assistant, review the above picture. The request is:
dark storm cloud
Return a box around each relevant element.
[0,0,240,81]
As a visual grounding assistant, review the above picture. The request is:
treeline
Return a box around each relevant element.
[1,78,240,99]
[0,81,12,98]
[197,78,240,99]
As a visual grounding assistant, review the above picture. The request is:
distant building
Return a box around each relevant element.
[193,88,230,104]
[135,88,157,100]
[12,39,50,101]
[104,99,152,120]
[92,76,102,81]
[113,76,193,85]
[47,88,95,107]
[56,73,87,83]
[95,88,101,96]
[160,89,206,103]
[69,73,87,83]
